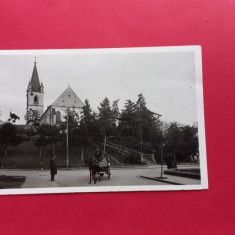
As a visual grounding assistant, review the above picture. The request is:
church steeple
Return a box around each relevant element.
[26,59,45,120]
[30,59,41,92]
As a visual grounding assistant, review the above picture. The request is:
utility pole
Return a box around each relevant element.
[160,145,163,178]
[140,127,143,153]
[52,126,55,155]
[159,125,166,180]
[139,102,143,154]
[103,132,107,158]
[66,111,69,168]
[53,141,55,155]
[81,147,84,161]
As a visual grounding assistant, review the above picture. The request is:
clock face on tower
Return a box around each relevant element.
[30,93,33,96]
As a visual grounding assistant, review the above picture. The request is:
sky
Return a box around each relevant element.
[0,49,198,125]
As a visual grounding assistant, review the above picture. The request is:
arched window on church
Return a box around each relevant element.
[34,95,39,104]
[56,111,61,124]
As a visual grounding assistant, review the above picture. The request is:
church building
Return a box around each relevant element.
[39,85,84,125]
[26,61,84,125]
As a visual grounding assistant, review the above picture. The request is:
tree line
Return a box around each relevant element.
[0,94,199,163]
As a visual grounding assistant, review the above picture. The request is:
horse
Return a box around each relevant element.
[87,156,101,184]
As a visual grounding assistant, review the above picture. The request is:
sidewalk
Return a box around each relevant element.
[140,172,201,185]
[0,166,201,189]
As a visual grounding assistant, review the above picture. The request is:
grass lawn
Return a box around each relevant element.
[0,175,25,189]
[0,141,86,169]
[0,141,123,169]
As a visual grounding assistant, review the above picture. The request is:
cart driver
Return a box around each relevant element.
[94,148,103,162]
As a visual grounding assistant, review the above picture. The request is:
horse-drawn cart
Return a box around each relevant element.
[98,157,111,180]
[85,154,111,184]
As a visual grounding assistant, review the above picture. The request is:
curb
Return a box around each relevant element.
[164,170,201,180]
[140,175,183,185]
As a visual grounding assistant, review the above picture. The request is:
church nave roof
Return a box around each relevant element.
[51,85,84,108]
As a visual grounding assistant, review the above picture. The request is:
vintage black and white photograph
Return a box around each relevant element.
[0,47,208,195]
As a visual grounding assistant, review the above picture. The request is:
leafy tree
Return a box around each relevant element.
[59,108,81,150]
[118,94,159,152]
[162,122,199,162]
[163,122,184,166]
[164,122,183,151]
[35,124,60,156]
[24,109,41,142]
[80,100,93,126]
[8,112,20,123]
[0,123,22,157]
[0,110,3,125]
[118,99,137,137]
[24,109,40,126]
[136,94,158,141]
[62,108,80,131]
[111,99,120,128]
[80,99,98,147]
[89,111,102,145]
[97,97,114,135]
[149,119,165,150]
[24,111,32,124]
[33,135,48,157]
[136,93,147,110]
[181,125,199,157]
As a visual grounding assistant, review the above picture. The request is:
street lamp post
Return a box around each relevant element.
[140,127,143,153]
[160,144,163,178]
[158,128,167,179]
[66,111,69,168]
[155,114,167,180]
[103,132,107,158]
[138,102,143,161]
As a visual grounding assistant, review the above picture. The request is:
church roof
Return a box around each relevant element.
[51,85,84,108]
[30,62,41,92]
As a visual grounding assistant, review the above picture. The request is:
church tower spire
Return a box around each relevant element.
[26,59,44,122]
[29,58,41,92]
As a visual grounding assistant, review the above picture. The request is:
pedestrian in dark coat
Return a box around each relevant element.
[50,155,57,181]
[172,152,177,169]
[166,153,174,169]
[166,154,171,169]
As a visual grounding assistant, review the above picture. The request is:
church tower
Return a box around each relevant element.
[26,59,44,118]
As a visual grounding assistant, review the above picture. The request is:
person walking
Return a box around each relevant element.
[50,155,57,181]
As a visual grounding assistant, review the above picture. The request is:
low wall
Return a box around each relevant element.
[143,154,156,163]
[164,169,201,180]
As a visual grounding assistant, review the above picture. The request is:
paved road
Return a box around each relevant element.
[0,165,200,188]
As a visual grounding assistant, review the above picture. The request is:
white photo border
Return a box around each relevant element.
[0,46,208,195]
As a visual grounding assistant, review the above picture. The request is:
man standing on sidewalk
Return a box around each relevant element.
[50,155,57,181]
